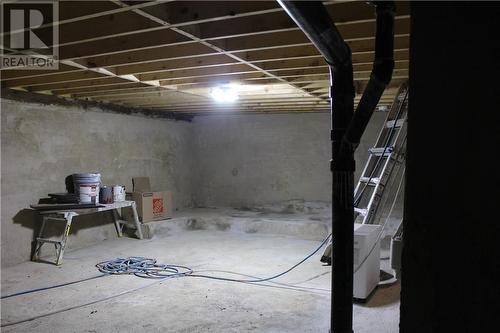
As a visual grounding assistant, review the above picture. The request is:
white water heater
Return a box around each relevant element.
[353,223,381,300]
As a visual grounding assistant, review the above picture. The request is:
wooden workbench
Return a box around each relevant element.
[31,200,143,265]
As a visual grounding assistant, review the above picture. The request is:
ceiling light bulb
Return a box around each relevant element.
[211,85,239,103]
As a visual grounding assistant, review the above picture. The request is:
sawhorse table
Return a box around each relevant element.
[32,200,143,265]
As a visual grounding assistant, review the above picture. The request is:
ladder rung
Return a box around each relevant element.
[369,147,393,156]
[354,208,368,216]
[118,220,136,227]
[43,217,68,222]
[36,238,62,245]
[359,177,380,186]
[386,119,405,128]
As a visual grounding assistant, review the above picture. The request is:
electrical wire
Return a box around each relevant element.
[1,234,331,328]
[96,257,193,279]
[94,233,332,284]
[0,278,166,328]
[0,274,106,300]
[354,166,405,275]
[191,269,331,293]
[1,259,193,301]
[189,232,331,283]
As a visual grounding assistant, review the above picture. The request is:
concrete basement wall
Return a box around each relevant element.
[1,98,195,266]
[192,112,386,207]
[1,98,392,267]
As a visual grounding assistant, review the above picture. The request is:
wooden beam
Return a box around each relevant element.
[1,64,83,81]
[22,1,280,59]
[81,43,219,69]
[101,90,319,103]
[29,7,164,48]
[149,1,402,40]
[70,86,170,98]
[55,18,408,62]
[52,82,149,96]
[113,54,241,76]
[1,45,210,104]
[1,0,410,111]
[116,92,398,107]
[28,77,132,92]
[119,2,325,103]
[0,1,167,38]
[139,97,331,107]
[58,30,193,61]
[154,67,408,87]
[3,71,110,88]
[3,2,407,72]
[235,46,409,64]
[278,69,409,80]
[155,1,281,26]
[132,1,408,44]
[1,47,409,86]
[138,63,260,82]
[2,20,408,82]
[78,40,407,73]
[136,60,408,83]
[215,29,409,53]
[199,14,409,42]
[27,1,405,51]
[133,99,396,113]
[53,11,407,61]
[1,46,408,84]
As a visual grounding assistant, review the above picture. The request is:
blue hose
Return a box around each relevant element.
[96,256,193,278]
[1,233,331,300]
[190,233,332,283]
[1,274,106,300]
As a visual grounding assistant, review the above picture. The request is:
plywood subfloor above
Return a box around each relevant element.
[0,1,409,115]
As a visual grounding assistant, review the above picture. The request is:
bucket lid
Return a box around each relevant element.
[73,173,101,178]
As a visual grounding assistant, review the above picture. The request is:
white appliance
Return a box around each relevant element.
[353,223,381,300]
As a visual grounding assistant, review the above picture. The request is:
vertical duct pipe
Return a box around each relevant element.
[278,1,395,332]
[277,2,354,331]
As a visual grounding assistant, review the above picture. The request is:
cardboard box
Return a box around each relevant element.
[127,177,173,222]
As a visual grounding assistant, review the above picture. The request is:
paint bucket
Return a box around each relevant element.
[99,186,114,204]
[79,184,99,204]
[73,173,101,204]
[113,185,126,202]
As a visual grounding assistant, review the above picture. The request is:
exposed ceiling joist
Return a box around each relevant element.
[0,0,410,115]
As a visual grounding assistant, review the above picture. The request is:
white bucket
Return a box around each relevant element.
[79,184,99,203]
[73,173,101,204]
[113,185,126,202]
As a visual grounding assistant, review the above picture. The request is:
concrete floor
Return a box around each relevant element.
[1,208,400,332]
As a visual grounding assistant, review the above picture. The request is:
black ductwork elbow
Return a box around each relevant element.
[371,2,396,84]
[343,1,395,150]
[277,1,351,69]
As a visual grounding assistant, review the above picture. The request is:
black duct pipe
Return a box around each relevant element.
[277,1,395,333]
[274,1,351,68]
[277,2,355,332]
[343,2,395,150]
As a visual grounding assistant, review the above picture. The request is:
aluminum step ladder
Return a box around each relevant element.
[353,81,408,225]
[32,212,77,266]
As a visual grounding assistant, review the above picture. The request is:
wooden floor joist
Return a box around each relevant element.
[0,0,410,114]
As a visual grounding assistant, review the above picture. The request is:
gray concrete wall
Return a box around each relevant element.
[192,112,387,207]
[1,98,394,267]
[1,98,195,266]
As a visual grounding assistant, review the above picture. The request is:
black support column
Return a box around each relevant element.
[402,3,500,332]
